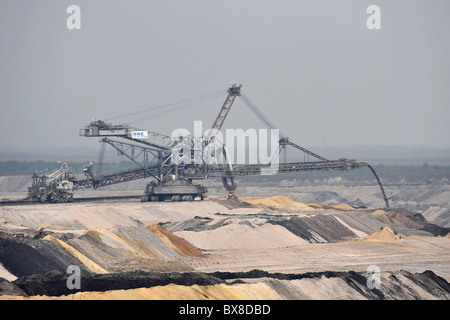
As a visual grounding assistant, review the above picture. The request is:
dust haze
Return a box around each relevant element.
[1,1,449,303]
[1,1,449,156]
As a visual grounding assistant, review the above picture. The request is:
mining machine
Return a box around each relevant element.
[27,162,75,203]
[75,83,389,207]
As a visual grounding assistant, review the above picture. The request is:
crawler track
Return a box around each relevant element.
[0,195,141,206]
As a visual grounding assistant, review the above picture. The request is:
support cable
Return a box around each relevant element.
[239,92,279,133]
[108,90,225,123]
[128,93,223,126]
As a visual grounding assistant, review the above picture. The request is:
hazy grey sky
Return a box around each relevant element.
[1,0,449,154]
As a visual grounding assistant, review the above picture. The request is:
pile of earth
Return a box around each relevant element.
[353,227,404,242]
[1,190,449,300]
[236,185,450,228]
[1,269,449,300]
[0,223,206,280]
[163,206,449,250]
[336,208,449,237]
[2,177,449,228]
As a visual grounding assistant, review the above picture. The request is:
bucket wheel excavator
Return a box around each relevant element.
[74,83,389,207]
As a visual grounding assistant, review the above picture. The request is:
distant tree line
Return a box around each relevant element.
[0,160,449,185]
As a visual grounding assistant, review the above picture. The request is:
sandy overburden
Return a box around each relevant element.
[0,193,449,300]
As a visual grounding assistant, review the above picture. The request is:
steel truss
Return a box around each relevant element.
[74,84,389,207]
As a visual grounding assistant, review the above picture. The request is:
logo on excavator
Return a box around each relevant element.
[132,131,148,139]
